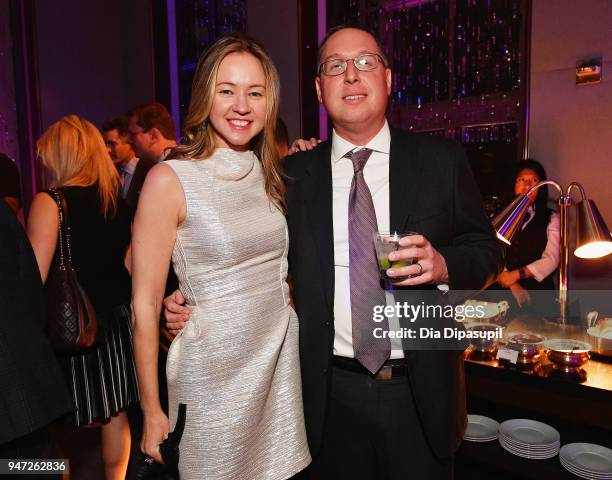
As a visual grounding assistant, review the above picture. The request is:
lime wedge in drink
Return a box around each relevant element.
[379,258,391,269]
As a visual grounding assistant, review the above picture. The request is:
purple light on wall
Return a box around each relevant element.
[317,0,328,140]
[167,0,180,139]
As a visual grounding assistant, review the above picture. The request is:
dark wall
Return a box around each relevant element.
[529,0,612,289]
[246,0,300,141]
[35,0,155,130]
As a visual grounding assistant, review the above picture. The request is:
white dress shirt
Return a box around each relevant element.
[331,121,405,359]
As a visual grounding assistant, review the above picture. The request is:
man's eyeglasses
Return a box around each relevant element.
[318,53,387,76]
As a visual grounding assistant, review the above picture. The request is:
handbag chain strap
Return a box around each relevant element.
[49,187,73,271]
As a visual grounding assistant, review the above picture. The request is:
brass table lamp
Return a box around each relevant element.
[492,181,612,324]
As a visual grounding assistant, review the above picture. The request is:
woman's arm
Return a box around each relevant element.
[131,162,186,462]
[26,192,59,283]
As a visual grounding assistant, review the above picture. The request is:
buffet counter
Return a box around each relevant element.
[456,313,612,479]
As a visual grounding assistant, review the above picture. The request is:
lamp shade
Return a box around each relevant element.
[491,194,532,244]
[574,199,612,258]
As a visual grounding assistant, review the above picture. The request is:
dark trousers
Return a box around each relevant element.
[306,365,453,480]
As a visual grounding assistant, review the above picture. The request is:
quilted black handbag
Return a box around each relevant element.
[45,187,98,351]
[126,403,187,480]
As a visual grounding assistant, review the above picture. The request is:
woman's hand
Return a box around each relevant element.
[498,270,519,288]
[141,410,170,463]
[509,283,531,308]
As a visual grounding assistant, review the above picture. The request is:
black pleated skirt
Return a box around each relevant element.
[56,304,140,426]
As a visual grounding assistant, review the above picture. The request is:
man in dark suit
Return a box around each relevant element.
[123,156,156,219]
[165,25,502,479]
[0,200,73,466]
[102,116,154,219]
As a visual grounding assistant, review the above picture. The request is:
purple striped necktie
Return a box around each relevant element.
[347,148,390,374]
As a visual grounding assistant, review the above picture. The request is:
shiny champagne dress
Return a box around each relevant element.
[164,150,311,479]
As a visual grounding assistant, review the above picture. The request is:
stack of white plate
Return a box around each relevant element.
[463,414,499,442]
[560,443,612,479]
[498,419,560,459]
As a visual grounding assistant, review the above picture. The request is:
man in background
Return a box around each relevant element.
[102,116,139,196]
[127,102,177,163]
[124,103,177,219]
[101,115,151,219]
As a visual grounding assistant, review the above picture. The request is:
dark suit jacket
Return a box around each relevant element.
[125,157,157,219]
[284,128,503,459]
[0,201,73,444]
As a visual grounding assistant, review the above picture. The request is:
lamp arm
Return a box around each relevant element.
[525,179,566,324]
[567,181,587,200]
[524,179,563,198]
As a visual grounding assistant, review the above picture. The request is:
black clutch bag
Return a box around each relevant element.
[126,403,186,480]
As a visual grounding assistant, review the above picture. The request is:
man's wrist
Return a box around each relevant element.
[438,254,449,283]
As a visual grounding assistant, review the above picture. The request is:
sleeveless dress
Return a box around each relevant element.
[164,149,311,480]
[44,186,139,426]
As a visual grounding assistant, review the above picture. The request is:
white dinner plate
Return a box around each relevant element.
[500,442,559,455]
[500,419,560,446]
[499,437,559,459]
[499,432,559,449]
[560,444,612,474]
[500,440,558,459]
[464,415,500,441]
[560,457,612,479]
[464,436,498,443]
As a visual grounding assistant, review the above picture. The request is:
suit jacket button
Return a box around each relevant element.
[325,321,330,326]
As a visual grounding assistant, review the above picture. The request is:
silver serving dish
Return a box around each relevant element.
[544,339,592,373]
[461,300,509,325]
[466,323,504,353]
[586,318,612,356]
[506,333,545,364]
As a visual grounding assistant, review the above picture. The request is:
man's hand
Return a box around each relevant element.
[288,137,321,155]
[509,283,531,307]
[386,234,449,286]
[163,290,190,335]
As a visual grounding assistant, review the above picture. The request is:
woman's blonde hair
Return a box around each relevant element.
[168,33,286,212]
[37,114,119,218]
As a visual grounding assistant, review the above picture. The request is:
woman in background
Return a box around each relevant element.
[27,115,139,479]
[495,159,560,312]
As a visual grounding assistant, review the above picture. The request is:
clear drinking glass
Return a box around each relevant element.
[373,232,418,282]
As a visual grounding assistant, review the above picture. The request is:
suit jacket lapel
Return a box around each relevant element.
[389,128,423,232]
[303,142,335,316]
